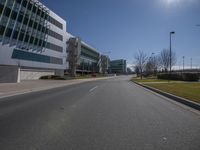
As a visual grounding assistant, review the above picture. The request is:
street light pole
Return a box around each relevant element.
[169,31,175,73]
[183,56,185,72]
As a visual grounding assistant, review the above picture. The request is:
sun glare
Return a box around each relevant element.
[166,0,180,4]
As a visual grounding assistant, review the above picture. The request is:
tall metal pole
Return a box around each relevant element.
[169,31,175,73]
[183,56,185,72]
[170,33,172,73]
[190,58,192,69]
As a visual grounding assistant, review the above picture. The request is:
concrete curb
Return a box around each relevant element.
[132,81,200,111]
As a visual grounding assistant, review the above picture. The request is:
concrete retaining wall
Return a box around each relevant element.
[0,65,19,83]
[0,65,55,82]
[20,69,55,80]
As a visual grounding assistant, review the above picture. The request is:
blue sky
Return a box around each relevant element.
[40,0,200,68]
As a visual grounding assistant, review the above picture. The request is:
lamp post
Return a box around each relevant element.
[183,56,185,72]
[170,31,175,73]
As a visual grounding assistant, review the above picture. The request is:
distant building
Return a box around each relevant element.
[66,34,101,75]
[110,59,127,74]
[77,42,100,74]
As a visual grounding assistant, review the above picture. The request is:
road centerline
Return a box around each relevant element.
[89,86,98,92]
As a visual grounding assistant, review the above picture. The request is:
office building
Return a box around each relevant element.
[0,0,68,82]
[110,59,127,74]
[66,33,101,75]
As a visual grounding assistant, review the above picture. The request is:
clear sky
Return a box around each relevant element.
[40,0,200,68]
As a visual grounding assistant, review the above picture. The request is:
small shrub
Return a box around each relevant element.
[182,73,199,81]
[91,74,96,77]
[157,73,199,81]
[40,75,66,80]
[157,73,182,80]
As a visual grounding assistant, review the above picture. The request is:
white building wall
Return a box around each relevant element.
[0,0,68,82]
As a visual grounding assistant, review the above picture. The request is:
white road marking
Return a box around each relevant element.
[163,137,167,141]
[89,86,98,92]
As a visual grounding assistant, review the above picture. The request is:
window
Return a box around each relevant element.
[4,7,11,17]
[0,25,6,36]
[11,11,17,20]
[46,42,63,52]
[13,30,19,39]
[24,34,29,42]
[19,32,24,41]
[34,38,38,45]
[48,16,63,30]
[37,9,41,16]
[33,22,38,29]
[32,5,37,13]
[23,17,28,25]
[16,0,22,4]
[17,14,23,22]
[30,36,34,44]
[12,49,63,64]
[39,39,42,46]
[0,4,3,15]
[47,29,63,41]
[5,28,12,37]
[22,0,27,8]
[41,11,45,18]
[27,2,32,10]
[28,19,33,27]
[38,24,42,31]
[42,27,45,33]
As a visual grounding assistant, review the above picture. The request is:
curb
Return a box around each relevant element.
[132,81,200,111]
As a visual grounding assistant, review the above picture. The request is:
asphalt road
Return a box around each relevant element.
[0,76,199,150]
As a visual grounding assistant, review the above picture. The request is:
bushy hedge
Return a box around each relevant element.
[40,75,66,80]
[182,73,200,81]
[157,73,199,81]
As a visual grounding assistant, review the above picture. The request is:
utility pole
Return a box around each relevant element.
[190,58,192,70]
[169,31,175,73]
[182,56,185,72]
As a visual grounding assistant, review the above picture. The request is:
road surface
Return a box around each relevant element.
[0,76,199,150]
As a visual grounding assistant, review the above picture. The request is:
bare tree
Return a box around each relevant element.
[145,55,159,76]
[134,65,140,77]
[159,49,176,72]
[134,50,148,79]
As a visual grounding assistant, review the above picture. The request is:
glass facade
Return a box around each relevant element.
[77,58,99,73]
[110,59,127,74]
[81,45,100,61]
[0,0,63,52]
[12,49,63,64]
[0,0,49,52]
[76,45,100,73]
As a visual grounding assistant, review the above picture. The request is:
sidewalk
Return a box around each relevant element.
[0,77,113,99]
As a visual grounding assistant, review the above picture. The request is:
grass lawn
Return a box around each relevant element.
[147,83,200,103]
[131,77,200,103]
[131,77,183,83]
[64,74,108,80]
